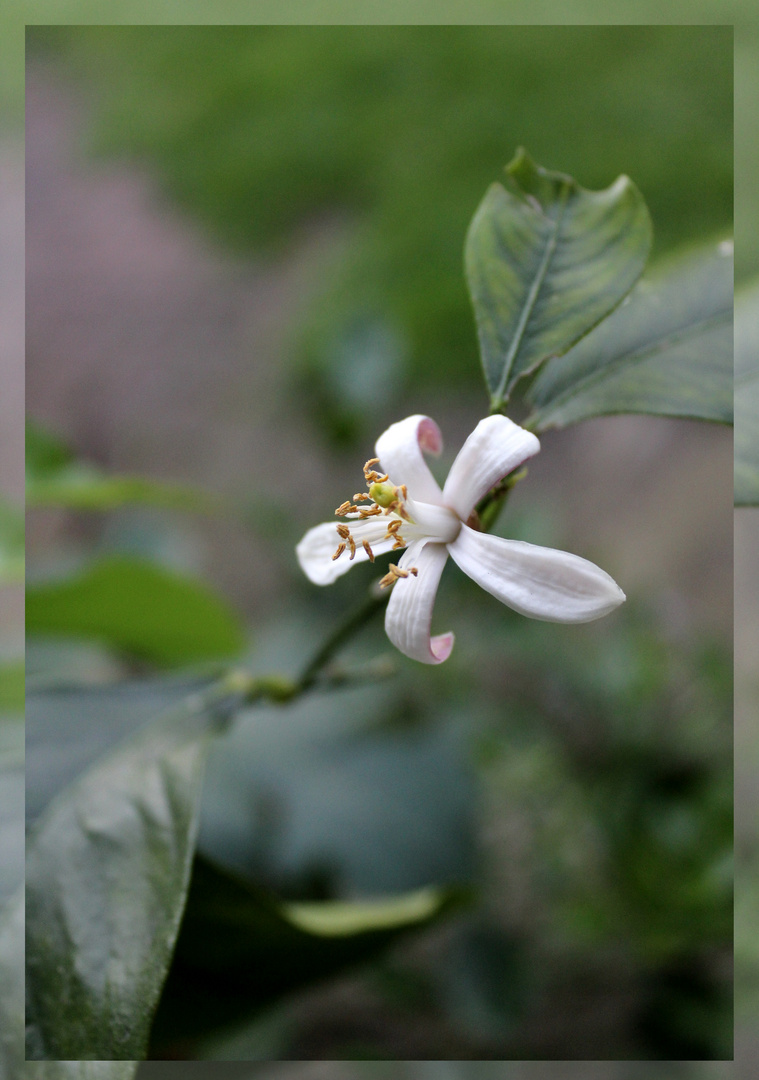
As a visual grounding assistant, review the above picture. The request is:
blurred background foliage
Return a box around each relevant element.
[24,24,732,1063]
[30,24,733,441]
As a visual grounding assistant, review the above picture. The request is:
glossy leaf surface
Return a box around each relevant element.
[527,240,733,430]
[465,148,651,407]
[26,683,235,1060]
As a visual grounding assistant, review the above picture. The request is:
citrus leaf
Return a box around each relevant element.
[150,855,468,1051]
[735,280,759,506]
[526,240,733,430]
[465,148,652,407]
[25,680,240,1061]
[26,556,245,666]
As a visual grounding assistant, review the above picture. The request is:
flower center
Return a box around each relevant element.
[331,457,413,566]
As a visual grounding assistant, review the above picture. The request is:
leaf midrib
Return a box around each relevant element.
[492,182,571,405]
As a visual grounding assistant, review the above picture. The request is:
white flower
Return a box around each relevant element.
[297,414,625,665]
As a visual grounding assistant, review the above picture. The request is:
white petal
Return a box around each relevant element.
[442,415,541,522]
[384,540,454,664]
[296,520,396,585]
[375,415,444,506]
[448,525,625,623]
[405,498,462,544]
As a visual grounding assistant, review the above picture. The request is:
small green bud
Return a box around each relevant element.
[369,481,397,508]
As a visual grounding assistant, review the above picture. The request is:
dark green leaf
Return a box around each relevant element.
[734,280,759,506]
[26,681,238,1060]
[199,689,476,894]
[26,556,245,666]
[150,855,467,1051]
[465,148,652,407]
[0,890,25,1080]
[26,679,211,827]
[526,240,734,430]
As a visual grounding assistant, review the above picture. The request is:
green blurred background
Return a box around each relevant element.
[22,19,735,1065]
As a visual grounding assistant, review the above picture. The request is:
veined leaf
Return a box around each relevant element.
[150,855,467,1051]
[735,280,759,506]
[526,240,733,430]
[25,680,240,1061]
[465,148,651,407]
[26,556,245,666]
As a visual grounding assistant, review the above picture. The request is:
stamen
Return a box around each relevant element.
[335,500,358,516]
[332,543,346,561]
[362,540,375,562]
[400,485,408,500]
[347,534,357,560]
[353,492,371,502]
[336,524,351,539]
[378,563,419,588]
[359,506,382,517]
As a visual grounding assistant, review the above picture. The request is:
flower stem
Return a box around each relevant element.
[297,587,389,692]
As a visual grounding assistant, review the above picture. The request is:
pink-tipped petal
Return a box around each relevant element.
[296,521,396,585]
[442,416,541,522]
[384,540,454,664]
[448,525,625,623]
[375,415,444,506]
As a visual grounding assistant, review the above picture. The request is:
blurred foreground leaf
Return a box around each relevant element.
[0,500,23,585]
[0,889,24,1080]
[527,240,733,430]
[150,855,467,1052]
[465,148,651,408]
[24,1065,138,1080]
[0,665,24,715]
[734,279,759,505]
[26,419,210,512]
[26,556,245,666]
[25,681,239,1060]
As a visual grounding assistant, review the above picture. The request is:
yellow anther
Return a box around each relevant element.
[362,540,375,562]
[347,534,357,560]
[353,492,371,502]
[336,524,351,540]
[335,500,356,516]
[332,543,346,561]
[378,563,418,588]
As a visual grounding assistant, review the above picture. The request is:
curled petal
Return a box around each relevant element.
[375,415,444,506]
[296,520,396,585]
[384,540,453,664]
[448,524,625,623]
[442,415,540,522]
